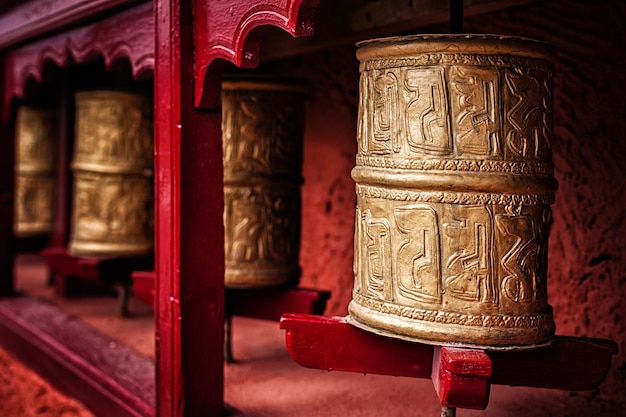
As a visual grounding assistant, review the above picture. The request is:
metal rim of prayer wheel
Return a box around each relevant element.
[14,106,57,237]
[348,34,557,350]
[221,79,306,288]
[68,90,154,258]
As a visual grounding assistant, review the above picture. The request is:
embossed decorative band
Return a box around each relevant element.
[360,54,552,72]
[350,34,556,349]
[356,156,554,175]
[356,184,555,205]
[352,167,558,195]
[351,292,552,329]
[348,296,554,349]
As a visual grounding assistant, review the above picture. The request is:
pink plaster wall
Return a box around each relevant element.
[465,0,626,405]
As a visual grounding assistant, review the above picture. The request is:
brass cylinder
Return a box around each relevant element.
[14,107,57,237]
[348,35,557,349]
[68,91,154,258]
[222,80,306,287]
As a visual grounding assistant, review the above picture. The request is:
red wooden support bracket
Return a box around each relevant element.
[488,336,618,391]
[280,314,433,378]
[431,346,492,410]
[225,287,330,321]
[131,271,156,308]
[130,271,330,320]
[42,247,153,296]
[280,313,618,411]
[42,247,100,282]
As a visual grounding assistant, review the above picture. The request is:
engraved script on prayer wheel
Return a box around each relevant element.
[222,80,305,287]
[14,107,57,237]
[348,35,557,349]
[68,91,154,258]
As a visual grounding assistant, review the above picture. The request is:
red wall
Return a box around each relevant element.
[266,0,625,409]
[462,0,626,405]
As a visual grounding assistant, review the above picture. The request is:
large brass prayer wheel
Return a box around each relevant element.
[222,80,305,287]
[348,35,557,349]
[68,91,154,258]
[14,107,57,237]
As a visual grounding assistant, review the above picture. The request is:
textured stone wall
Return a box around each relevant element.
[263,0,625,409]
[463,0,626,405]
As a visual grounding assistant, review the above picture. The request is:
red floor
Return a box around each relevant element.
[12,254,622,417]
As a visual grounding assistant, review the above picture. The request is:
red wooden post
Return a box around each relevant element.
[431,347,492,410]
[0,58,14,296]
[156,1,228,415]
[154,1,185,415]
[49,76,73,250]
[156,1,320,414]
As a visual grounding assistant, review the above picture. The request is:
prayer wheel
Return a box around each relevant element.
[68,91,154,258]
[222,80,306,287]
[14,107,57,237]
[348,35,557,349]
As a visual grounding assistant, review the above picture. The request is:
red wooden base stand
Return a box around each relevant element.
[41,247,153,316]
[130,271,330,361]
[280,314,618,414]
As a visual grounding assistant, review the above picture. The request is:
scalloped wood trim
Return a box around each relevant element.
[192,0,319,108]
[3,1,153,119]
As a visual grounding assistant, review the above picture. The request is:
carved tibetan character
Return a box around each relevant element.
[349,35,557,349]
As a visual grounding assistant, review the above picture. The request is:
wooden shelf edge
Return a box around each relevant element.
[0,295,155,417]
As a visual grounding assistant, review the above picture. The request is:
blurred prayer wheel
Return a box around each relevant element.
[348,35,557,349]
[68,91,154,258]
[222,80,306,287]
[14,107,57,237]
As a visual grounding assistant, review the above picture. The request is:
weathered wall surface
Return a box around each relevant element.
[466,0,626,406]
[264,0,625,410]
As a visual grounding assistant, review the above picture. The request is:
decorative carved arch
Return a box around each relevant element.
[193,0,319,108]
[3,2,153,120]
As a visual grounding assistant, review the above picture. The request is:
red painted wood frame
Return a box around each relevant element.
[1,1,321,415]
[155,1,319,414]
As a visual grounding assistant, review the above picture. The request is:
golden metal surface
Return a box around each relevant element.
[348,34,557,349]
[14,106,57,237]
[69,91,153,257]
[222,80,306,287]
